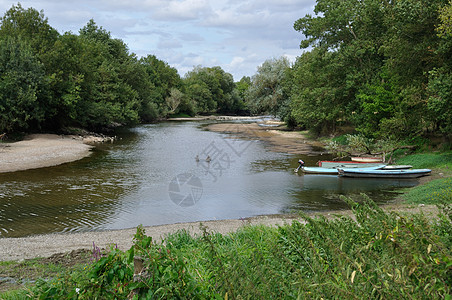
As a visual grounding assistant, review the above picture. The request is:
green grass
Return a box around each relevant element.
[395,151,452,169]
[0,250,91,297]
[391,151,452,205]
[11,198,450,299]
[402,177,452,204]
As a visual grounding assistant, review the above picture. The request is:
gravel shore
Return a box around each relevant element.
[0,215,300,261]
[0,204,438,262]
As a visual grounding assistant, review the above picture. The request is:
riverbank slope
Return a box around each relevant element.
[0,204,438,262]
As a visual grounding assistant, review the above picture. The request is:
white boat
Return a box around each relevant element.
[351,156,383,163]
[381,165,413,170]
[319,161,386,168]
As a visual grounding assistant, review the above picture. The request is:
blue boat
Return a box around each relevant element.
[299,165,387,175]
[294,160,386,174]
[338,168,431,178]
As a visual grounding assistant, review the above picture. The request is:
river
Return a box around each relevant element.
[0,121,419,238]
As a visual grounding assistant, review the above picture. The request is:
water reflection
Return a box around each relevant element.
[284,174,419,212]
[0,122,421,238]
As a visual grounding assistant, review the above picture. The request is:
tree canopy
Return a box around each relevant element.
[2,1,451,144]
[239,0,451,142]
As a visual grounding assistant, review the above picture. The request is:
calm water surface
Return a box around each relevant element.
[0,121,419,237]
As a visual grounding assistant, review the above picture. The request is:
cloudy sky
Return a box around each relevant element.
[0,0,316,80]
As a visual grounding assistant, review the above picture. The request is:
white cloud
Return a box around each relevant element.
[152,0,213,21]
[158,37,183,49]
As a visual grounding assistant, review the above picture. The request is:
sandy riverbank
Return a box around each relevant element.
[0,134,106,173]
[207,122,326,155]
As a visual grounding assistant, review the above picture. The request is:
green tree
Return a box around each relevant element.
[236,76,250,101]
[140,55,182,117]
[290,49,346,134]
[425,1,452,140]
[246,57,290,116]
[0,36,46,132]
[183,66,238,114]
[291,0,449,139]
[0,3,58,55]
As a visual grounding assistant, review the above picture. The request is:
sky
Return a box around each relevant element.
[0,0,316,81]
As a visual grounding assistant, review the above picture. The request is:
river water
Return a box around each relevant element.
[0,121,419,238]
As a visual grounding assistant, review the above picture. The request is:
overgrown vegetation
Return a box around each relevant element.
[2,197,449,299]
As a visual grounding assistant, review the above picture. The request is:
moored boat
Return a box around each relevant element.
[301,165,387,175]
[338,168,431,178]
[319,161,386,168]
[381,165,413,170]
[351,156,383,163]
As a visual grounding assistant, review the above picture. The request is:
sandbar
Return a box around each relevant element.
[206,122,325,155]
[0,134,93,173]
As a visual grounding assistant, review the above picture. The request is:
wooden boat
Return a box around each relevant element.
[319,161,386,168]
[351,156,383,163]
[381,165,413,170]
[301,165,387,175]
[338,168,431,178]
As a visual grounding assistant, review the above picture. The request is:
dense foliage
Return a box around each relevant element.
[21,198,451,299]
[242,0,452,143]
[3,0,452,142]
[0,4,243,133]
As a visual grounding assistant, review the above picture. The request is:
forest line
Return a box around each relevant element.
[1,1,451,146]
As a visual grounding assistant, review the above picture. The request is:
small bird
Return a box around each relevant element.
[206,155,211,163]
[195,155,199,162]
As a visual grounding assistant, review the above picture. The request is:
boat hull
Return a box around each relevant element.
[302,165,386,175]
[338,169,431,178]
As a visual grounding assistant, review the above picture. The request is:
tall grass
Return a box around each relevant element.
[17,196,450,299]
